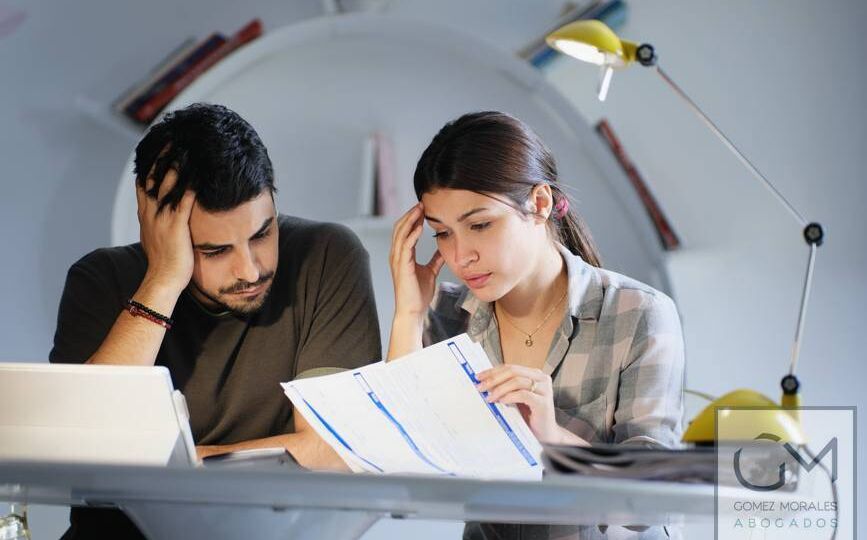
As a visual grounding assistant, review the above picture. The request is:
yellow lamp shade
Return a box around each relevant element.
[682,389,805,445]
[546,20,638,67]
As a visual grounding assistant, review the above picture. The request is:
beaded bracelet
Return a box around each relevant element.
[126,299,174,330]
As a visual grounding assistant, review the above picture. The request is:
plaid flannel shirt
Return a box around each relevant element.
[423,245,686,540]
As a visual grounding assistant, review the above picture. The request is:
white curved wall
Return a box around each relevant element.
[112,14,671,348]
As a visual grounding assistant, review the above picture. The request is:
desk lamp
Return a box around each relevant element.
[546,20,824,445]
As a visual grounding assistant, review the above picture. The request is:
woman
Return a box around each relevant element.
[388,111,684,539]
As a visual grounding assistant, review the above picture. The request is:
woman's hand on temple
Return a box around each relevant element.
[476,365,562,444]
[389,203,445,318]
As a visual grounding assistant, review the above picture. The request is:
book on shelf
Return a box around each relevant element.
[595,119,681,251]
[359,133,377,216]
[361,131,399,217]
[112,37,199,114]
[132,19,263,124]
[112,19,264,126]
[373,132,398,216]
[123,33,228,120]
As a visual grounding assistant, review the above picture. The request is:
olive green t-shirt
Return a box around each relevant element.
[50,215,382,445]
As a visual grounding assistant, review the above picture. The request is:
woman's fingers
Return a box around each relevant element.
[391,205,416,243]
[483,375,537,403]
[391,203,422,247]
[477,365,545,390]
[478,366,560,444]
[401,220,424,264]
[390,204,422,266]
[426,250,444,275]
[392,206,425,269]
[497,389,544,409]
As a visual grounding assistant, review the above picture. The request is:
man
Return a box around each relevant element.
[50,103,381,538]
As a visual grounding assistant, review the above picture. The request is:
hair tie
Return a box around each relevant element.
[554,197,569,219]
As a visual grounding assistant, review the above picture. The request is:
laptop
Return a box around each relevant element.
[0,363,197,467]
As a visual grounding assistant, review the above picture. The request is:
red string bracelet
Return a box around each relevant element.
[126,299,174,330]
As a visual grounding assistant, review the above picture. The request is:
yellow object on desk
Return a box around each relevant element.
[682,389,805,445]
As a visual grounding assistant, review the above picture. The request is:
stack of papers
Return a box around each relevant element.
[281,334,543,480]
[543,443,717,483]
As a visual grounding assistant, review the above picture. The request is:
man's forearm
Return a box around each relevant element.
[86,276,183,366]
[196,432,349,471]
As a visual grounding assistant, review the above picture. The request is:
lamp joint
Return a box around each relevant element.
[803,222,824,246]
[781,374,800,396]
[636,43,656,66]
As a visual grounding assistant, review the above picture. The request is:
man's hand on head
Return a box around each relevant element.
[84,169,195,367]
[136,169,196,297]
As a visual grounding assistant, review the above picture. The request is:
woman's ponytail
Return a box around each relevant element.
[550,185,602,268]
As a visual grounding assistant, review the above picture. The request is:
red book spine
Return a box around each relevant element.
[595,119,681,251]
[134,19,263,124]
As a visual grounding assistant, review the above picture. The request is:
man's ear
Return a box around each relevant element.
[528,183,554,221]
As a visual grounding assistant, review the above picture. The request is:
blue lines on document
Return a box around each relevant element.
[353,372,453,475]
[448,341,539,467]
[297,394,384,473]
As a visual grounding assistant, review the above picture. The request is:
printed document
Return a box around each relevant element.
[281,334,543,480]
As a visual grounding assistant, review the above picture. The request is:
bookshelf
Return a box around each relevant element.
[76,19,264,144]
[109,13,673,349]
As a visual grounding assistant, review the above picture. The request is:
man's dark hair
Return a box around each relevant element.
[134,103,276,212]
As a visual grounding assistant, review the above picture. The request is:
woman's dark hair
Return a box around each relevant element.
[413,111,602,267]
[133,103,276,212]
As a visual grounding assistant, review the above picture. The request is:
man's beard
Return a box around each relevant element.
[190,271,275,317]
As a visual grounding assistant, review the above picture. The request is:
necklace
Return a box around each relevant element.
[496,285,568,347]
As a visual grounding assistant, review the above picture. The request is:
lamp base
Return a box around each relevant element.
[682,388,804,445]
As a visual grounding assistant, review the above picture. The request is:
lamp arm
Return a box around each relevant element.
[779,242,817,419]
[790,243,818,376]
[650,63,825,392]
[653,64,807,226]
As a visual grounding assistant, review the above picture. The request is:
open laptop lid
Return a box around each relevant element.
[0,363,197,467]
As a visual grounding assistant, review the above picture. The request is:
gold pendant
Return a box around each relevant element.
[525,337,533,347]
